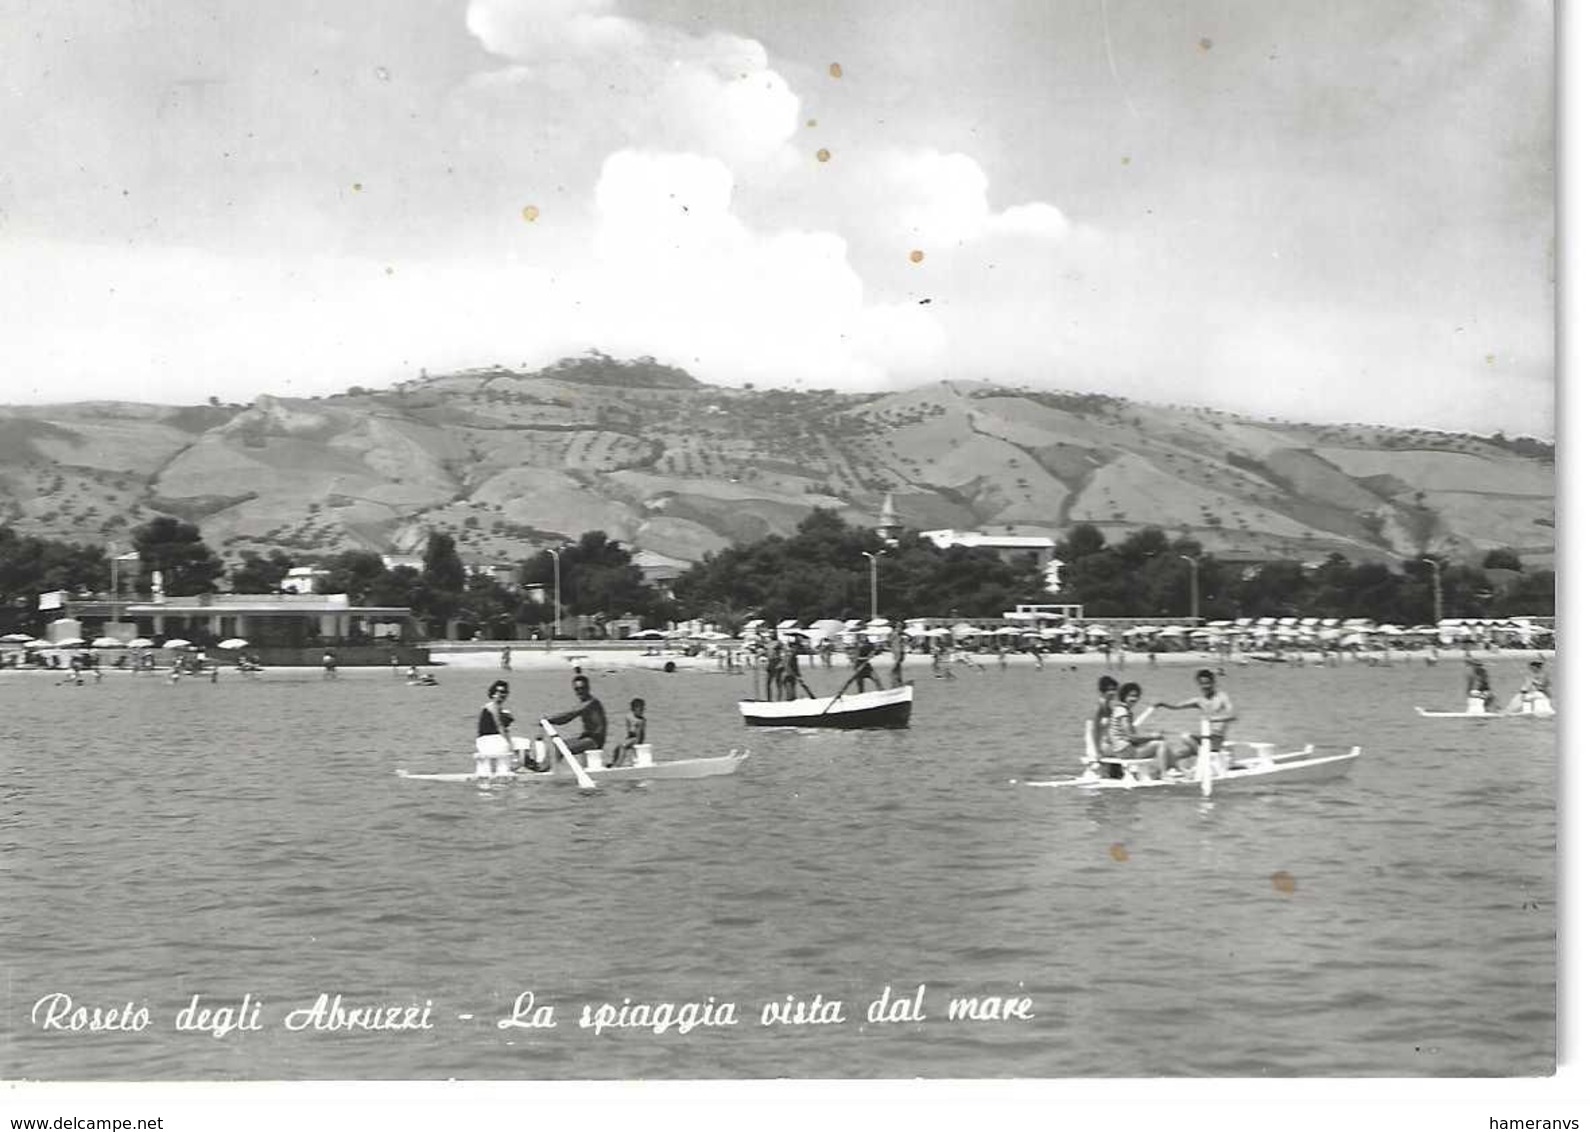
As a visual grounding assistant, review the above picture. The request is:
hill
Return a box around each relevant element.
[0,354,1555,569]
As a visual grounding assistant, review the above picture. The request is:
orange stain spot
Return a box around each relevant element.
[909,249,925,264]
[1271,870,1296,894]
[522,205,540,223]
[829,62,843,79]
[1109,843,1129,863]
[816,148,831,163]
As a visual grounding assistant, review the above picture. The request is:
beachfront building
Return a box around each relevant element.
[58,592,419,647]
[920,529,1061,592]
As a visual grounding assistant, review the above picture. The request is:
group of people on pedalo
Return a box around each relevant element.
[472,672,647,777]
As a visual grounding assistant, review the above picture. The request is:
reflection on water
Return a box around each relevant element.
[1,657,1555,1078]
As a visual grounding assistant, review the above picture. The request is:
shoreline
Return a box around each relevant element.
[0,645,1554,677]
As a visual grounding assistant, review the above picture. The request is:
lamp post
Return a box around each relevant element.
[1178,554,1200,623]
[1420,557,1442,625]
[861,551,882,622]
[545,547,562,644]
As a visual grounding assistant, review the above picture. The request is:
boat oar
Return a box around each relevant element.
[819,670,861,716]
[539,719,598,791]
[1195,719,1213,797]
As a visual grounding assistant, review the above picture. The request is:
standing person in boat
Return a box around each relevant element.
[1465,659,1496,712]
[763,636,785,701]
[889,624,907,688]
[611,697,647,767]
[477,679,530,775]
[852,635,883,693]
[1154,669,1237,771]
[544,674,608,765]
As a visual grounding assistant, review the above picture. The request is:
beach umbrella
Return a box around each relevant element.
[1375,625,1402,635]
[126,638,154,648]
[218,637,250,649]
[996,626,1024,637]
[52,637,86,648]
[1158,626,1186,636]
[776,619,799,630]
[161,638,193,649]
[1085,625,1110,637]
[0,632,33,643]
[626,629,665,639]
[91,636,124,648]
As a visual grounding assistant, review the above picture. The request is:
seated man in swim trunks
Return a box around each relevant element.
[1154,669,1237,772]
[544,674,608,765]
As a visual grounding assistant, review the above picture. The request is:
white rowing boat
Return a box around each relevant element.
[737,684,913,728]
[397,749,749,784]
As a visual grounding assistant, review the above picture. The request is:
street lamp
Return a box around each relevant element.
[861,551,882,622]
[1177,554,1200,623]
[545,547,562,643]
[1420,557,1443,625]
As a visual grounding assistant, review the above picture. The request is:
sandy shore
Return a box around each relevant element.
[431,645,1556,673]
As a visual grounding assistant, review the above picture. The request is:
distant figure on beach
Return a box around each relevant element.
[500,646,512,671]
[321,650,338,679]
[890,626,907,687]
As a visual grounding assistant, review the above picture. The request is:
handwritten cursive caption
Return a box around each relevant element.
[30,984,1033,1038]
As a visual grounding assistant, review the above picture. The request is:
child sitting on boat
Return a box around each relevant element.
[610,697,647,767]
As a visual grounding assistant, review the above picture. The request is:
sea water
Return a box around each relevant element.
[0,657,1555,1078]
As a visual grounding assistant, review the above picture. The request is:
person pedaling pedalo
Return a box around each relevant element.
[476,679,532,776]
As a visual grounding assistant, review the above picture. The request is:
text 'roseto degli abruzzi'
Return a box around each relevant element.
[30,984,1035,1039]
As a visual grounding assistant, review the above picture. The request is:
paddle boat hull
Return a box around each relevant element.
[736,685,913,728]
[1416,699,1554,719]
[397,750,749,784]
[1031,747,1361,792]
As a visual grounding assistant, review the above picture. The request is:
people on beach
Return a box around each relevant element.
[611,697,647,767]
[890,626,907,688]
[1154,669,1237,771]
[476,678,528,775]
[321,649,338,679]
[543,674,608,766]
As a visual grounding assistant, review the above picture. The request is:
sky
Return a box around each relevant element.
[0,0,1556,436]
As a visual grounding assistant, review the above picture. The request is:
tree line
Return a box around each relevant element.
[0,512,1555,638]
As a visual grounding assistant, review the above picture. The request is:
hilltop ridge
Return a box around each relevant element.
[0,354,1554,569]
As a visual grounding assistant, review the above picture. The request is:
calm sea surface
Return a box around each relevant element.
[1,656,1555,1079]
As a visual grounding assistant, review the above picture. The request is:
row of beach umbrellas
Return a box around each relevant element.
[0,634,249,650]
